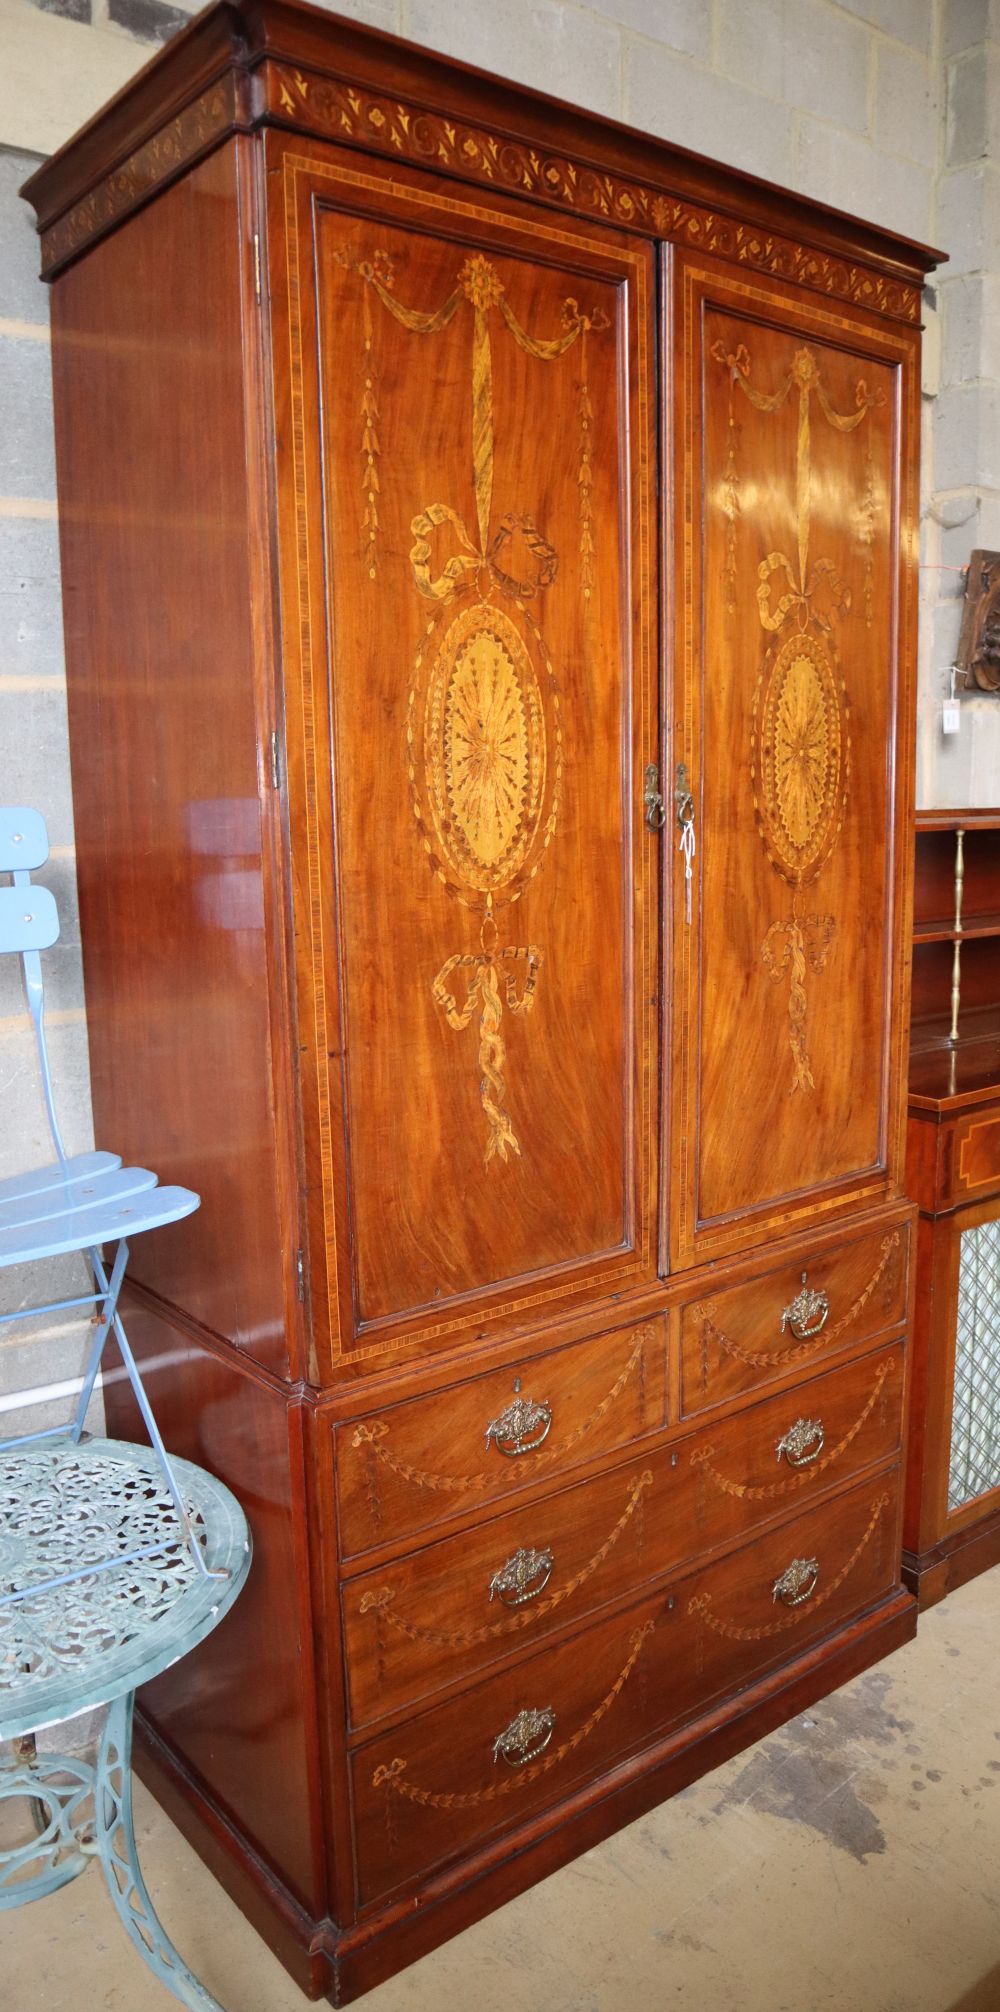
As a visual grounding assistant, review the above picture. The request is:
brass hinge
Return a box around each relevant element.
[296,1248,306,1303]
[269,729,281,791]
[253,231,262,305]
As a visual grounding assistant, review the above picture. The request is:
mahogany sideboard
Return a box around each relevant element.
[905,811,1000,1608]
[22,4,937,1997]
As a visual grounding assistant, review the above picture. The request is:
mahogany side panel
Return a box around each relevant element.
[48,139,295,1375]
[104,1293,327,1918]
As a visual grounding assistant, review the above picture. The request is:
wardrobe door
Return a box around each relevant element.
[666,252,919,1269]
[268,137,658,1367]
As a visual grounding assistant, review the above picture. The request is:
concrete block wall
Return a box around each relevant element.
[0,0,989,1425]
[0,144,97,1436]
[920,4,1000,799]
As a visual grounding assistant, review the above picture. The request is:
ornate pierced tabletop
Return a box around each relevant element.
[0,1438,250,2010]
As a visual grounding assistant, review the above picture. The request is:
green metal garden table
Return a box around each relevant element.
[0,1437,251,2010]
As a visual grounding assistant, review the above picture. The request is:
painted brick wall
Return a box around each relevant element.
[0,0,982,1422]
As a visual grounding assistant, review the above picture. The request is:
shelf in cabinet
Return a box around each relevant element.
[913,913,1000,945]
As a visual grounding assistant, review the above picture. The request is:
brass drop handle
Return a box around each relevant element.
[489,1545,555,1607]
[643,763,666,830]
[775,1417,825,1469]
[493,1705,555,1768]
[484,1378,553,1458]
[773,1556,820,1607]
[781,1270,829,1340]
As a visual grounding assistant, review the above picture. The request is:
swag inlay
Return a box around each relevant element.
[338,244,609,1163]
[712,339,883,1092]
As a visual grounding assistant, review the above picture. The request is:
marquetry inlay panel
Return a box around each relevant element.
[263,61,922,327]
[39,79,241,275]
[671,258,910,1257]
[273,143,657,1354]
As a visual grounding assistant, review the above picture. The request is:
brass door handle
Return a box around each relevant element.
[484,1378,553,1458]
[775,1417,825,1468]
[772,1556,819,1606]
[781,1271,829,1340]
[493,1705,555,1767]
[643,763,666,830]
[489,1545,555,1607]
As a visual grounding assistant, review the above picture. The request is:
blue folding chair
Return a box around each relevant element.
[0,805,213,1598]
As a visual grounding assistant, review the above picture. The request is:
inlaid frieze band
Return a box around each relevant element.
[267,62,922,326]
[39,80,240,276]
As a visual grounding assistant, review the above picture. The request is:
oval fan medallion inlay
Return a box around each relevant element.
[424,600,547,894]
[753,630,847,887]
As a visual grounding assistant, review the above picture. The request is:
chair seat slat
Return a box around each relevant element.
[0,1152,122,1206]
[0,1166,159,1234]
[0,1186,200,1268]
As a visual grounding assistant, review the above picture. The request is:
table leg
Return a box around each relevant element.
[94,1691,228,2011]
[0,1739,92,1906]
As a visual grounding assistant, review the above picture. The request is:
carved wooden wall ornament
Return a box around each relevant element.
[956,549,1000,693]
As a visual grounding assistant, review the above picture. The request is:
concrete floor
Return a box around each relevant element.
[6,1571,1000,2012]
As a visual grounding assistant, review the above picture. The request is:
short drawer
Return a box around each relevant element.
[335,1315,666,1559]
[681,1221,908,1417]
[351,1466,901,1905]
[342,1339,904,1728]
[954,1109,1000,1202]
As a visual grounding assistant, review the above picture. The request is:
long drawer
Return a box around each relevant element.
[342,1339,904,1728]
[680,1220,909,1417]
[350,1465,901,1905]
[335,1315,666,1558]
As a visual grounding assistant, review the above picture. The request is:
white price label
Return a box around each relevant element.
[943,699,961,734]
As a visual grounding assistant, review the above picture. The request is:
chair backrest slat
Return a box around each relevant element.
[0,809,49,874]
[0,807,65,1163]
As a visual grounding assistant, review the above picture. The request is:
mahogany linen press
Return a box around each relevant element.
[23,3,937,1997]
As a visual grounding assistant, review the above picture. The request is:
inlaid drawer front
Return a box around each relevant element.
[335,1317,665,1558]
[683,1339,903,1559]
[352,1468,900,1905]
[342,1341,904,1729]
[353,1585,669,1904]
[955,1111,1000,1201]
[681,1464,901,1722]
[343,1462,657,1728]
[680,1224,908,1416]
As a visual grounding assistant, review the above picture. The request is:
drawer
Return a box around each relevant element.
[335,1315,666,1558]
[954,1109,1000,1202]
[351,1466,901,1905]
[681,1221,908,1417]
[343,1339,904,1728]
